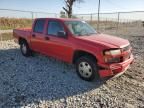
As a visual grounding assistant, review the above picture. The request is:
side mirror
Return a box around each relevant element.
[57,31,67,38]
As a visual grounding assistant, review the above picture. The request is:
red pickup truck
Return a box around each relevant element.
[13,18,134,81]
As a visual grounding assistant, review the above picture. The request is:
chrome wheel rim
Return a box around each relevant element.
[21,44,27,54]
[78,62,92,78]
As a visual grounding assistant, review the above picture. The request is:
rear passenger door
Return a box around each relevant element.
[31,19,46,53]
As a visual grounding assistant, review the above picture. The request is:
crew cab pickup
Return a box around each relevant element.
[13,18,134,81]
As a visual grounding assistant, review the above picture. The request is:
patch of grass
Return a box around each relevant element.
[0,33,13,41]
[0,17,32,30]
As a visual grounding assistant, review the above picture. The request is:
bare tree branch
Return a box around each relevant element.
[63,7,69,13]
[63,0,84,18]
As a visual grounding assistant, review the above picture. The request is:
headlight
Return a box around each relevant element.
[104,49,121,56]
[103,49,122,63]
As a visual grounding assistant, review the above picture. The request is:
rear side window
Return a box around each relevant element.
[34,19,45,33]
[47,21,64,36]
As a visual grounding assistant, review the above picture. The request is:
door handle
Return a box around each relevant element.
[32,34,36,37]
[45,37,49,40]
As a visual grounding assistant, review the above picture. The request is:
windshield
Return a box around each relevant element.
[65,21,97,36]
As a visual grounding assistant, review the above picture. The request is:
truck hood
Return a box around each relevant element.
[77,33,129,48]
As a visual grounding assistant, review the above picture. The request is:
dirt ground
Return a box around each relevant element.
[0,33,144,107]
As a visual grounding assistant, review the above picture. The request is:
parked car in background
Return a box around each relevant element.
[13,18,134,81]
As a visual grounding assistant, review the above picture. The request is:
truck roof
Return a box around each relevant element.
[35,18,82,21]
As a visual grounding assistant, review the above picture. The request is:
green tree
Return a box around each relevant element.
[60,11,67,18]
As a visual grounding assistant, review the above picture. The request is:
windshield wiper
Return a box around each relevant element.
[87,33,97,36]
[75,33,97,36]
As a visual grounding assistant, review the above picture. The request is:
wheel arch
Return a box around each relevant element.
[18,37,27,45]
[72,50,97,64]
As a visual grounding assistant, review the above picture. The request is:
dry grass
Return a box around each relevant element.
[88,20,144,37]
[88,20,143,30]
[0,17,32,30]
[0,18,144,40]
[0,33,13,41]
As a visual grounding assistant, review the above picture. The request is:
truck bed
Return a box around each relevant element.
[13,28,32,41]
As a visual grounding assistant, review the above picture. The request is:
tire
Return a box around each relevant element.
[76,56,99,81]
[20,40,32,57]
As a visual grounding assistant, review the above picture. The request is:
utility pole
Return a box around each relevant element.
[97,0,101,32]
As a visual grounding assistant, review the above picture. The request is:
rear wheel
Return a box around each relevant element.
[76,56,99,81]
[20,40,32,57]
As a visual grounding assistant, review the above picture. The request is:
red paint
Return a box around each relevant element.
[99,54,134,77]
[13,18,134,78]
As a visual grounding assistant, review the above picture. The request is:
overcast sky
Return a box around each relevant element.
[0,0,144,14]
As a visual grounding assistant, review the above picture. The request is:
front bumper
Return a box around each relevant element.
[98,54,134,78]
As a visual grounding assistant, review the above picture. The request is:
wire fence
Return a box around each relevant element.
[74,11,144,36]
[0,9,144,41]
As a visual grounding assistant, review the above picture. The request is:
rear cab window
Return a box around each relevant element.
[34,19,45,33]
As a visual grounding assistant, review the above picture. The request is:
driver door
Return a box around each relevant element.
[43,20,73,62]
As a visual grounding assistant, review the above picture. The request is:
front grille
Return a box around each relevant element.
[123,52,131,61]
[122,45,131,52]
[122,45,131,61]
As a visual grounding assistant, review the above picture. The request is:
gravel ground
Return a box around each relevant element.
[0,36,144,108]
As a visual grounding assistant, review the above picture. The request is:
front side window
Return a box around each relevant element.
[65,21,97,36]
[47,21,64,36]
[34,19,45,33]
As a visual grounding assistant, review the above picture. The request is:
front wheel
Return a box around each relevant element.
[76,56,99,81]
[20,41,32,57]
